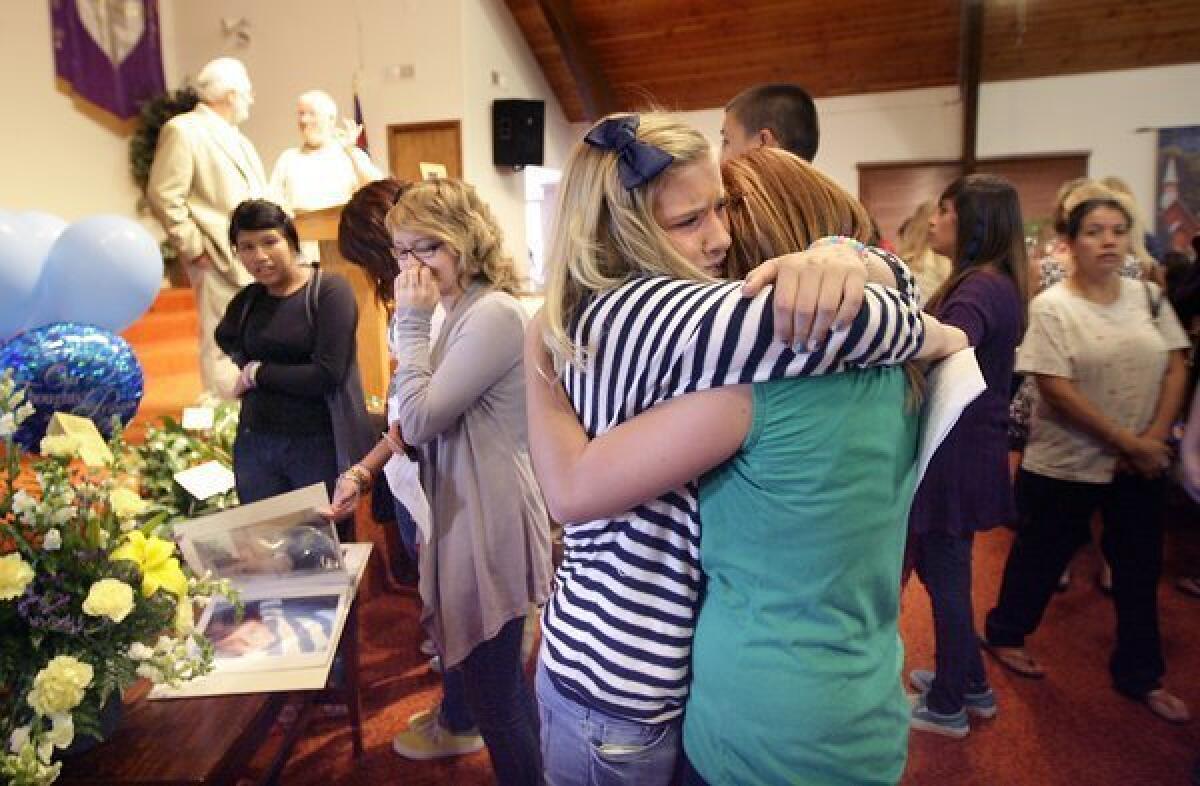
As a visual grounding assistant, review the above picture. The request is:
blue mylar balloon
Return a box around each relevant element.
[30,215,163,334]
[0,322,144,449]
[0,211,67,340]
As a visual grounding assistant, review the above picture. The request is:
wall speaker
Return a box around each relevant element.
[493,99,544,168]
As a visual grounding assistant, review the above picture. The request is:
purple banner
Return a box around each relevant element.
[50,0,165,121]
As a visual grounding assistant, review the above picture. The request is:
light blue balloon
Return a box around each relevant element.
[32,215,163,333]
[0,211,67,340]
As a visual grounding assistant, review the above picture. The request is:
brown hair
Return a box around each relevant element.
[925,174,1030,328]
[387,178,522,295]
[725,83,819,162]
[338,178,411,306]
[722,147,872,280]
[721,147,922,405]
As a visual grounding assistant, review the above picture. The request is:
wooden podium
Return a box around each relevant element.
[294,205,390,405]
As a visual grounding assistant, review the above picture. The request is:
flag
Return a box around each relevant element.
[353,91,370,155]
[50,0,166,121]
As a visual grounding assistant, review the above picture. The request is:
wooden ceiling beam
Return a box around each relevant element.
[959,0,983,175]
[535,0,617,122]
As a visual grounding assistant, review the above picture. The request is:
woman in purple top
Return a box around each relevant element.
[907,175,1029,737]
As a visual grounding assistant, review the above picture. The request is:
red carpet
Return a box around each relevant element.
[123,291,1200,784]
[270,509,1200,786]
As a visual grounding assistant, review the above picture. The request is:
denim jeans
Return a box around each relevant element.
[911,530,989,714]
[439,668,476,733]
[453,616,541,786]
[232,428,338,504]
[535,661,680,786]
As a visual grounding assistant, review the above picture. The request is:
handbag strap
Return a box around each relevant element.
[1143,280,1162,321]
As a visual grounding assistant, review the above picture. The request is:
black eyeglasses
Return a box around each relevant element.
[391,241,443,262]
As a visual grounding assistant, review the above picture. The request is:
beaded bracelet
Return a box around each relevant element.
[808,235,868,264]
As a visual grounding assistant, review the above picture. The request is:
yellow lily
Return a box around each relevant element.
[110,531,188,598]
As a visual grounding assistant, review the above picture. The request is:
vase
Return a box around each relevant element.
[60,694,123,759]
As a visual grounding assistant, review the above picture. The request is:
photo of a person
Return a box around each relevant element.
[190,517,342,579]
[206,595,338,661]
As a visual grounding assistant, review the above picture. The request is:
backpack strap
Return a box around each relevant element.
[305,267,322,329]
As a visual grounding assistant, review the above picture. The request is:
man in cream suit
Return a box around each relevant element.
[147,57,267,398]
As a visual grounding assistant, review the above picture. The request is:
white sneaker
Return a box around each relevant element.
[428,654,443,674]
[419,638,437,657]
[392,709,484,760]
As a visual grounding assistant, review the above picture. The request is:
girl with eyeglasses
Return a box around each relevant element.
[342,178,551,784]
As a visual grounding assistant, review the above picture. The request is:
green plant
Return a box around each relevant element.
[0,372,234,785]
[132,401,240,526]
[129,87,199,192]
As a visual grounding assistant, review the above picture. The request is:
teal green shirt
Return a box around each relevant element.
[684,368,918,785]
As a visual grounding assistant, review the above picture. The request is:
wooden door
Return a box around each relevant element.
[387,121,463,182]
[858,154,1090,248]
[858,161,960,247]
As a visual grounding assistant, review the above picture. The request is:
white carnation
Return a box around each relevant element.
[8,725,30,754]
[128,642,154,660]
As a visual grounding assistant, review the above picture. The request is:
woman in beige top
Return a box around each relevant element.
[983,194,1190,724]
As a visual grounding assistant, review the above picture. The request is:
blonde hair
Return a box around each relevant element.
[542,113,715,367]
[896,200,937,265]
[386,178,521,295]
[723,147,872,280]
[1098,175,1156,275]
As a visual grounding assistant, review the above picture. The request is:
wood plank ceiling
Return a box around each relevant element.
[505,0,1200,123]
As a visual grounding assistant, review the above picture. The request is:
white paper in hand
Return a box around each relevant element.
[175,460,237,500]
[916,348,987,486]
[383,453,432,545]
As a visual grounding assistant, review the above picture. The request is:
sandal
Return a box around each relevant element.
[1144,689,1191,724]
[980,640,1045,679]
[1177,576,1200,599]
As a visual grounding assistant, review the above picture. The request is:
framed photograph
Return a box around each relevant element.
[175,484,346,592]
[203,591,343,672]
[419,161,448,181]
[151,541,372,698]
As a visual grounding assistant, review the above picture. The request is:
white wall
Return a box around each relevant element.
[166,0,466,176]
[670,65,1200,225]
[0,2,144,219]
[667,87,962,196]
[460,0,571,276]
[978,64,1200,216]
[6,0,1197,247]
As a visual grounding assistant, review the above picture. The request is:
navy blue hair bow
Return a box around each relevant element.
[584,115,674,190]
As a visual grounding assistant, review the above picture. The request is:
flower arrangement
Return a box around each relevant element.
[0,372,235,786]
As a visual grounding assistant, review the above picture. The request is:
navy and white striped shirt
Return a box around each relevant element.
[540,253,925,723]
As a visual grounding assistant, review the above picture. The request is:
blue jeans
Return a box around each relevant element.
[911,530,988,714]
[232,428,338,504]
[453,616,541,786]
[535,661,680,786]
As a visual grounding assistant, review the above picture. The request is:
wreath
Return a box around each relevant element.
[128,87,199,192]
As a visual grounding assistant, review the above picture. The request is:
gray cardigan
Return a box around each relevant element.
[391,283,552,668]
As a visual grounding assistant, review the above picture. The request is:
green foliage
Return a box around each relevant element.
[0,371,225,784]
[128,87,199,192]
[131,402,240,528]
